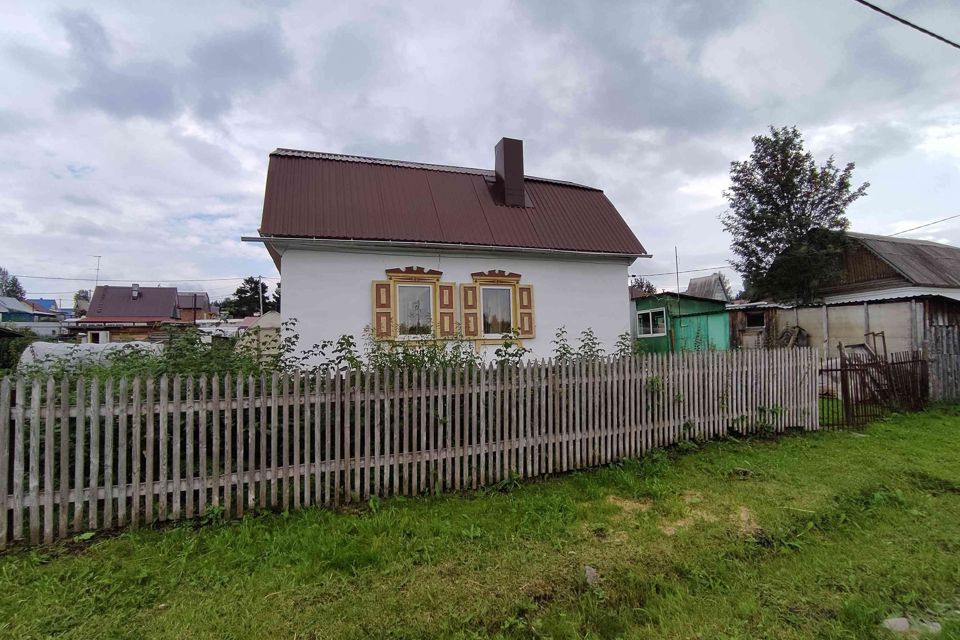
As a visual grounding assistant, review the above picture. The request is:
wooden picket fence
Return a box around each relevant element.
[1,348,820,548]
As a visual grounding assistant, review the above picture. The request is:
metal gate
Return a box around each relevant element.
[819,349,927,428]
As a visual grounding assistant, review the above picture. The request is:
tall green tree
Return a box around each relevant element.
[219,277,274,318]
[721,126,869,303]
[272,281,281,312]
[73,289,91,317]
[0,267,25,299]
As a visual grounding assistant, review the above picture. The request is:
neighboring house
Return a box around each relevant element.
[177,292,213,322]
[684,273,730,303]
[235,311,282,359]
[631,288,729,353]
[73,284,186,343]
[1,297,50,323]
[742,233,960,356]
[246,138,648,359]
[0,297,62,338]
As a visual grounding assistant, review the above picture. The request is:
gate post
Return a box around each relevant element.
[838,342,854,427]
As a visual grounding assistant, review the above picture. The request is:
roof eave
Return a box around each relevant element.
[243,235,651,262]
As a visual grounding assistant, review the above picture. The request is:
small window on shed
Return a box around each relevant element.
[745,312,765,328]
[637,309,667,337]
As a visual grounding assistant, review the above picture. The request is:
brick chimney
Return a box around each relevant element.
[495,137,525,207]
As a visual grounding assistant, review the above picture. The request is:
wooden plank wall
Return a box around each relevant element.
[0,348,820,548]
[927,325,960,401]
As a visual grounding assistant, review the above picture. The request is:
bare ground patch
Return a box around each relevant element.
[732,506,761,537]
[606,495,653,515]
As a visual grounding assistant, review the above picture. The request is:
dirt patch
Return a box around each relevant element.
[607,495,653,514]
[732,506,761,537]
[660,508,717,536]
[681,491,703,505]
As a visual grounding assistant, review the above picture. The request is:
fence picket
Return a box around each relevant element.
[210,376,220,511]
[103,378,114,530]
[172,376,181,521]
[198,376,207,517]
[28,378,41,544]
[58,377,70,538]
[88,379,100,531]
[117,378,128,528]
[248,375,257,512]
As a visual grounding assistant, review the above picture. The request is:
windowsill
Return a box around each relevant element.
[395,334,436,342]
[637,333,667,339]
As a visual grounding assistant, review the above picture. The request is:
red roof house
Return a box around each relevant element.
[74,285,187,342]
[246,137,649,358]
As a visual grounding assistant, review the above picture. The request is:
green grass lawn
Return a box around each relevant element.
[2,410,960,639]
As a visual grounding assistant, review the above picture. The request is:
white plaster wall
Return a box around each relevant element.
[280,247,634,360]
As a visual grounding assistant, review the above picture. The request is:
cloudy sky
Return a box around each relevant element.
[1,0,958,303]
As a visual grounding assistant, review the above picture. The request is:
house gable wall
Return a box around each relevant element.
[818,240,909,295]
[280,247,633,359]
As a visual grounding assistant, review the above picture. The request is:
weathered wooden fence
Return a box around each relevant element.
[819,350,927,428]
[1,348,820,547]
[926,326,960,401]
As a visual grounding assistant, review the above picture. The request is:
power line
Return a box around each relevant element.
[631,265,732,278]
[850,0,960,51]
[889,213,960,237]
[12,274,279,282]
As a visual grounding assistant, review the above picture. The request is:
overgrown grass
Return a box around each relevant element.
[2,409,959,639]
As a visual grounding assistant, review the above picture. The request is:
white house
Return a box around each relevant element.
[245,138,649,359]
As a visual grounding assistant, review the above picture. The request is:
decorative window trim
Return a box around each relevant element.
[462,271,535,345]
[637,308,667,338]
[373,266,457,341]
[471,269,522,284]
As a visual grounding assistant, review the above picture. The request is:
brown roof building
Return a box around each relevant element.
[245,137,649,359]
[252,140,647,266]
[75,285,186,342]
[177,291,213,322]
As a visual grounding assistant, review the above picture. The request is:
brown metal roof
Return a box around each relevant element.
[84,286,180,322]
[258,147,647,257]
[177,292,210,310]
[850,232,960,288]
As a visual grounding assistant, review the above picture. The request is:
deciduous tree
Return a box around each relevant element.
[721,126,869,303]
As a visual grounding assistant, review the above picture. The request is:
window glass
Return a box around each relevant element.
[638,312,652,336]
[652,309,666,334]
[397,285,433,336]
[638,309,667,337]
[482,287,513,336]
[746,312,765,328]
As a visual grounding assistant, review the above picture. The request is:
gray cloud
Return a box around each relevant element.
[314,22,393,91]
[52,11,293,122]
[56,10,179,120]
[187,22,294,120]
[0,109,35,134]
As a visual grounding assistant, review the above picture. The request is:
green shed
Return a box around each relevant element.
[631,292,730,353]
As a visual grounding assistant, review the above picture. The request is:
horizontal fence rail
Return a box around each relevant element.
[1,349,820,547]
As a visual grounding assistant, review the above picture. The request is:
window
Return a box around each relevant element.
[396,284,433,337]
[481,286,513,337]
[637,309,667,337]
[746,312,765,328]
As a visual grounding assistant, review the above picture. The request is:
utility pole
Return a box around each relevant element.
[92,255,102,288]
[675,247,682,351]
[258,275,264,316]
